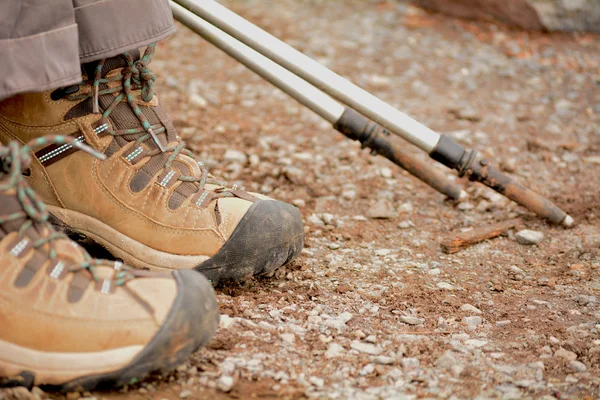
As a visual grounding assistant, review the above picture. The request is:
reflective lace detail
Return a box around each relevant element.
[50,261,65,279]
[125,146,144,162]
[10,238,29,256]
[66,44,254,209]
[38,135,84,163]
[0,136,136,290]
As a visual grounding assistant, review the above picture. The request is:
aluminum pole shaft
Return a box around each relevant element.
[171,2,464,200]
[171,2,345,123]
[172,0,441,153]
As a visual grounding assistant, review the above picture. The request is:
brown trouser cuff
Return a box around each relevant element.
[0,24,81,100]
[76,0,176,63]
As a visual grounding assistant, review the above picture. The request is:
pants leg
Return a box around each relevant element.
[0,0,80,101]
[0,0,175,101]
[74,0,175,63]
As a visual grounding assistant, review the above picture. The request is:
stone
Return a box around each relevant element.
[189,94,208,108]
[465,339,488,348]
[398,220,414,229]
[292,199,306,208]
[437,282,454,290]
[309,376,325,388]
[325,342,345,358]
[460,304,482,314]
[373,356,395,365]
[415,0,600,32]
[179,390,193,399]
[436,350,458,370]
[280,333,295,344]
[359,363,376,376]
[366,199,397,219]
[219,314,234,329]
[224,149,248,165]
[380,167,393,178]
[401,357,420,369]
[397,202,413,214]
[554,348,577,361]
[569,360,587,372]
[217,375,234,392]
[463,316,483,328]
[516,229,544,245]
[509,265,525,275]
[350,340,383,355]
[399,315,425,325]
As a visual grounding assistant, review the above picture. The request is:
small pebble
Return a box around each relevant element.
[437,282,454,290]
[217,375,234,392]
[516,229,544,245]
[569,360,587,372]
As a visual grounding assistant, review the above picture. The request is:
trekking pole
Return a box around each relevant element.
[171,0,573,227]
[171,2,464,200]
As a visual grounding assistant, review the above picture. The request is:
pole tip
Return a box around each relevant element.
[562,215,574,228]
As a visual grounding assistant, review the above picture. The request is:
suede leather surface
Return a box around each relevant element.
[0,92,260,259]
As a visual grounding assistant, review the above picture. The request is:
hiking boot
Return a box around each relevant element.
[0,137,219,391]
[0,45,304,285]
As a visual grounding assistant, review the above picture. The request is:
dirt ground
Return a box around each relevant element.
[3,0,599,399]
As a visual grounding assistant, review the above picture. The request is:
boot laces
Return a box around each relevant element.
[67,44,248,208]
[0,137,135,285]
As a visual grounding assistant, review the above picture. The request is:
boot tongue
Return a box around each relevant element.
[82,50,141,79]
[86,51,199,209]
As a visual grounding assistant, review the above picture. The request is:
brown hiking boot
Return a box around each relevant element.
[0,137,219,391]
[0,45,304,285]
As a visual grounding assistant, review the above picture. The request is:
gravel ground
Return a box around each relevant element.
[2,1,599,399]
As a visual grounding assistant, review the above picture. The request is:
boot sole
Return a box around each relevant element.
[47,200,304,285]
[0,270,218,392]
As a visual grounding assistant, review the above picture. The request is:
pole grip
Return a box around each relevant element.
[430,135,573,226]
[334,109,463,200]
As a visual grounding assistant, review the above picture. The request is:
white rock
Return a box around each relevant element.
[219,314,234,329]
[217,375,234,392]
[401,357,420,369]
[398,202,413,213]
[436,350,457,370]
[437,282,454,290]
[258,321,276,331]
[351,340,383,355]
[280,333,295,344]
[359,363,376,376]
[465,339,488,348]
[373,356,395,365]
[398,220,414,229]
[554,348,577,361]
[569,360,587,372]
[309,376,324,388]
[224,149,248,165]
[189,94,208,108]
[375,249,392,256]
[292,199,306,208]
[516,230,544,245]
[460,304,482,314]
[323,312,353,330]
[463,316,483,328]
[380,167,393,178]
[365,335,377,343]
[366,199,397,219]
[399,315,425,325]
[325,342,345,359]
